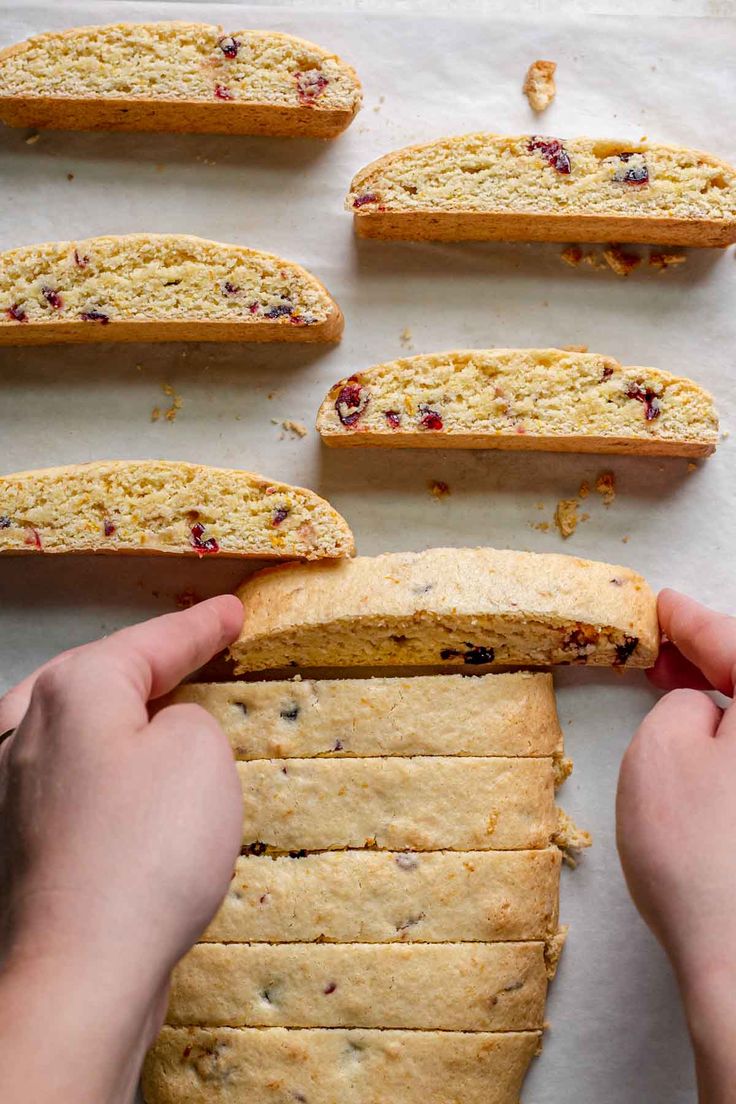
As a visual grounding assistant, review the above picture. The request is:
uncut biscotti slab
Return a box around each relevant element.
[0,234,342,345]
[230,547,659,672]
[0,461,354,559]
[168,942,548,1030]
[205,848,561,942]
[347,134,736,246]
[169,671,562,758]
[142,1026,541,1104]
[0,23,361,137]
[318,348,718,457]
[238,756,555,851]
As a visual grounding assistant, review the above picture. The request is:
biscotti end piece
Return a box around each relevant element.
[347,134,736,246]
[169,671,562,758]
[142,1026,541,1104]
[317,348,718,457]
[0,23,361,137]
[0,460,354,559]
[523,60,557,112]
[229,547,659,672]
[0,234,342,346]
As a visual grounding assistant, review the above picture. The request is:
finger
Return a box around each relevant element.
[647,641,714,693]
[656,589,736,697]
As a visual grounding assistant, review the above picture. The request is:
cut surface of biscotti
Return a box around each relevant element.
[0,22,361,137]
[0,234,343,345]
[238,756,556,852]
[169,672,562,758]
[230,547,659,671]
[0,460,354,559]
[142,1026,541,1104]
[347,134,736,246]
[168,942,548,1030]
[205,848,561,943]
[318,348,718,457]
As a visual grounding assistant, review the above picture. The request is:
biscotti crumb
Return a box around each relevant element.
[602,246,642,277]
[560,246,583,267]
[554,498,581,538]
[523,59,557,112]
[428,479,450,499]
[578,480,590,499]
[25,132,39,144]
[561,344,588,353]
[400,326,413,347]
[532,521,550,532]
[622,534,630,543]
[687,461,697,473]
[595,470,616,505]
[162,383,183,422]
[281,419,308,438]
[649,250,687,270]
[150,406,161,422]
[580,251,608,270]
[66,172,74,180]
[544,926,568,978]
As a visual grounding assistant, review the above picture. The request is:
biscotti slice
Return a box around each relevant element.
[0,234,342,346]
[318,348,718,457]
[347,134,736,246]
[168,942,548,1030]
[143,1026,541,1104]
[0,23,361,137]
[169,672,562,758]
[0,460,354,559]
[230,547,659,671]
[205,848,561,943]
[239,756,555,852]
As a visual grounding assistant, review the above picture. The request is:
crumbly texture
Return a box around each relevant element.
[205,849,561,943]
[0,22,362,137]
[167,672,563,758]
[0,460,354,559]
[167,942,548,1030]
[523,61,556,112]
[347,134,736,246]
[554,498,583,539]
[0,234,343,345]
[238,757,556,852]
[142,1026,541,1104]
[230,547,660,672]
[602,245,641,276]
[316,348,718,457]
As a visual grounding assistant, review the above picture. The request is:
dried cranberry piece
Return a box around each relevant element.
[24,526,42,550]
[440,643,495,665]
[218,35,240,58]
[272,506,290,526]
[190,523,220,555]
[384,410,401,428]
[41,286,63,309]
[626,382,661,421]
[296,70,329,104]
[323,981,337,995]
[214,84,234,101]
[353,192,380,209]
[103,519,116,536]
[280,704,300,722]
[289,313,311,326]
[601,364,614,381]
[73,249,89,268]
[528,135,572,175]
[80,309,110,324]
[264,304,293,320]
[5,304,27,322]
[614,635,639,666]
[222,280,240,296]
[562,627,599,659]
[182,1044,193,1059]
[0,516,11,528]
[335,383,369,427]
[418,405,443,431]
[615,152,649,186]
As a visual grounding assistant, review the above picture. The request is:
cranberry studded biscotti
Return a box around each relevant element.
[0,460,354,559]
[230,547,659,672]
[143,1026,541,1104]
[318,348,718,457]
[0,234,342,345]
[0,22,361,137]
[347,134,736,246]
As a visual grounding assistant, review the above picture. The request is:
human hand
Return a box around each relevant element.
[617,588,736,1103]
[0,596,244,1104]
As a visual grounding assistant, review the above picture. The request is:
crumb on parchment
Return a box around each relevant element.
[595,470,616,505]
[162,383,182,422]
[560,246,583,268]
[578,480,590,499]
[649,250,687,270]
[400,327,413,348]
[428,479,451,499]
[554,498,584,539]
[602,246,641,277]
[280,419,308,439]
[523,59,557,112]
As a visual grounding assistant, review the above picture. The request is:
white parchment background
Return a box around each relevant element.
[1,2,735,1101]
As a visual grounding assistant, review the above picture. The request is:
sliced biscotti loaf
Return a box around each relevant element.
[318,348,718,457]
[205,848,561,943]
[230,547,659,671]
[0,23,361,137]
[169,672,562,758]
[0,234,342,345]
[238,756,555,851]
[347,134,736,246]
[168,942,548,1030]
[143,1026,541,1104]
[0,460,354,559]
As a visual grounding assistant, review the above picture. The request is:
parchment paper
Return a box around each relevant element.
[2,3,735,1101]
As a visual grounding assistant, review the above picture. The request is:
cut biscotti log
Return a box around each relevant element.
[230,547,659,671]
[238,756,555,851]
[0,234,342,345]
[318,348,718,457]
[347,134,736,246]
[169,672,562,758]
[0,460,354,559]
[0,22,361,137]
[142,1026,541,1104]
[205,848,561,943]
[168,942,548,1030]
